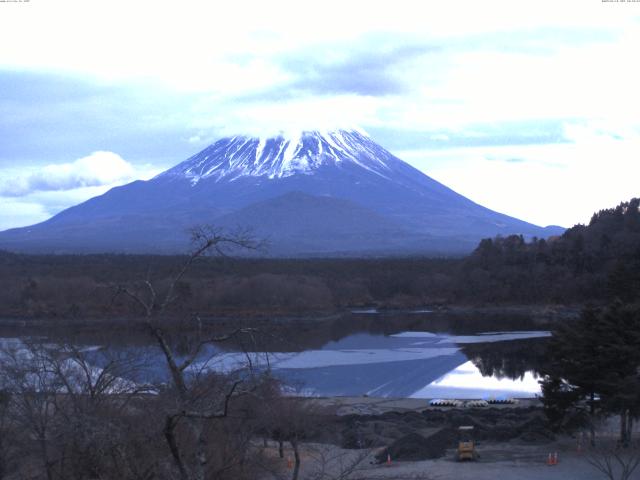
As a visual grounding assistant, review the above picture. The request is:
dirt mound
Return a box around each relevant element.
[341,418,413,448]
[336,406,555,453]
[375,428,457,462]
[423,407,555,443]
[517,415,556,443]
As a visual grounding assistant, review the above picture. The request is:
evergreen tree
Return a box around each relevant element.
[541,303,640,445]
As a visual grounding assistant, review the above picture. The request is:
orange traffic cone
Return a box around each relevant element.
[553,452,558,465]
[387,453,392,466]
[547,453,554,466]
[287,457,293,469]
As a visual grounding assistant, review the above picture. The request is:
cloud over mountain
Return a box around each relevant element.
[0,152,135,197]
[0,152,161,230]
[0,1,638,230]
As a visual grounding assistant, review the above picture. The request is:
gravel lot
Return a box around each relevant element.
[272,397,640,479]
[267,438,635,480]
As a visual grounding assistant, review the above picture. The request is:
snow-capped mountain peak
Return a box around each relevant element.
[0,127,565,255]
[159,129,395,184]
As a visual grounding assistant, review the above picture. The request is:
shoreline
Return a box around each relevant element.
[309,395,543,416]
[0,303,582,328]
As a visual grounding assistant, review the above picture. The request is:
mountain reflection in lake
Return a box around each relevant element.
[0,311,553,399]
[207,330,550,399]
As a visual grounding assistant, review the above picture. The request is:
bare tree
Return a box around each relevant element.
[586,442,640,480]
[0,341,64,480]
[0,226,279,480]
[113,225,266,480]
[0,383,18,480]
[259,395,317,480]
[303,445,373,480]
[0,339,163,480]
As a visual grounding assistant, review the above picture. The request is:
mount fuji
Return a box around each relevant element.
[0,129,563,255]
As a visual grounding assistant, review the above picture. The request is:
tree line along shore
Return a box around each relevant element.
[0,198,638,320]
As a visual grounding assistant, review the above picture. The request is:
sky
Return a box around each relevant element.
[0,0,639,231]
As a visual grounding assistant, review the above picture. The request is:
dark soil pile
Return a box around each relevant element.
[374,428,457,463]
[334,406,554,461]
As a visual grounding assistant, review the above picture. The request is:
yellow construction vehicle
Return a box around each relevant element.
[456,426,478,461]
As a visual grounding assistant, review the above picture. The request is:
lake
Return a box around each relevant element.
[0,310,552,400]
[201,329,549,399]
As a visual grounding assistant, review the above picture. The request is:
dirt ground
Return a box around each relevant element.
[267,396,640,479]
[351,440,608,480]
[266,437,635,480]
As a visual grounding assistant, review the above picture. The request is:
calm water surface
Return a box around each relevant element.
[0,311,552,399]
[205,329,549,399]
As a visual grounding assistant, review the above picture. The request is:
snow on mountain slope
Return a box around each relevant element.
[0,128,565,255]
[158,129,395,183]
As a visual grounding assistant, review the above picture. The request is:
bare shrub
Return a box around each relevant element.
[586,441,640,480]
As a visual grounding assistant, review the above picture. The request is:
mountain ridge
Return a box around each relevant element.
[156,129,393,183]
[0,129,564,255]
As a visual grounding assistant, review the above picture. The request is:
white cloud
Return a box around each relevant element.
[0,0,639,230]
[0,1,628,75]
[0,198,50,231]
[203,95,382,138]
[1,1,637,135]
[0,151,137,197]
[397,121,640,228]
[0,153,161,231]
